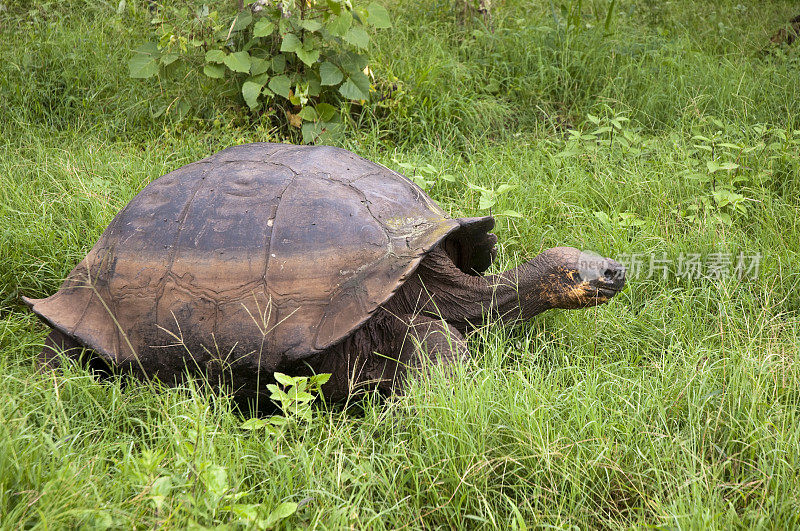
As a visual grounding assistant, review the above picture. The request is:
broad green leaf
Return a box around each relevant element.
[205,49,226,63]
[319,61,343,85]
[349,71,371,95]
[326,0,342,15]
[203,64,225,78]
[343,27,369,49]
[241,418,268,430]
[295,47,320,67]
[292,377,308,391]
[226,503,261,521]
[269,415,288,426]
[273,372,295,386]
[420,163,436,174]
[306,75,321,96]
[440,173,456,182]
[338,51,368,76]
[300,19,323,32]
[311,372,332,385]
[253,19,275,37]
[271,54,286,74]
[478,194,496,210]
[498,209,524,218]
[338,76,369,101]
[326,11,352,36]
[242,80,264,110]
[496,184,516,194]
[298,106,318,121]
[411,175,433,189]
[366,2,391,28]
[593,211,612,225]
[134,42,159,57]
[715,212,732,225]
[150,103,167,118]
[267,385,289,402]
[224,51,251,73]
[280,33,302,53]
[315,102,337,121]
[264,502,298,528]
[231,11,253,32]
[292,391,316,402]
[466,181,491,193]
[160,53,179,66]
[203,465,229,497]
[301,123,318,144]
[152,475,173,496]
[618,212,646,227]
[129,55,158,78]
[250,57,269,75]
[128,43,159,79]
[302,118,344,144]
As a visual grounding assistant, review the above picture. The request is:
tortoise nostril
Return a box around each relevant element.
[603,264,626,286]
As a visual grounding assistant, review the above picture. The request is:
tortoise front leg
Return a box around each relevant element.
[307,314,470,401]
[378,314,471,395]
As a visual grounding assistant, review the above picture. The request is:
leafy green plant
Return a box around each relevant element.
[466,181,522,217]
[123,440,249,523]
[676,187,749,226]
[225,500,300,529]
[391,158,455,190]
[130,451,300,529]
[677,118,761,226]
[593,210,647,229]
[241,372,330,433]
[557,107,643,158]
[129,0,391,142]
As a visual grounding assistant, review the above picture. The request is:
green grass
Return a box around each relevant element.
[1,0,799,528]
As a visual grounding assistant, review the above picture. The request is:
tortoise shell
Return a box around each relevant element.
[25,143,494,379]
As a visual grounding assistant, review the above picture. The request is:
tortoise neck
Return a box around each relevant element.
[467,254,554,325]
[485,258,554,323]
[386,248,554,330]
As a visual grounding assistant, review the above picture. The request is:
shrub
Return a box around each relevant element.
[129,0,391,142]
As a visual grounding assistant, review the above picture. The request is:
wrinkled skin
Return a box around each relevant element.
[290,245,626,401]
[40,243,625,403]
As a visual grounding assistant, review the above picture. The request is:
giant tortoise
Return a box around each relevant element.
[24,143,626,402]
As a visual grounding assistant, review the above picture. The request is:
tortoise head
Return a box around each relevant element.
[526,247,626,310]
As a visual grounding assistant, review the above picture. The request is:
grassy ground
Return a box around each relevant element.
[1,0,799,528]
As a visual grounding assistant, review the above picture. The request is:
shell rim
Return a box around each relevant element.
[23,217,492,362]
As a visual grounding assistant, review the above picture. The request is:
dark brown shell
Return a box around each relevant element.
[24,143,494,377]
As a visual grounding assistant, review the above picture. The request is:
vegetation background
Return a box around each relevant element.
[1,0,799,528]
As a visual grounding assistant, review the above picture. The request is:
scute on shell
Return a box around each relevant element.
[25,143,494,381]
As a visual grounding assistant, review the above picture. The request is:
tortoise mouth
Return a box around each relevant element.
[581,261,626,302]
[593,286,623,299]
